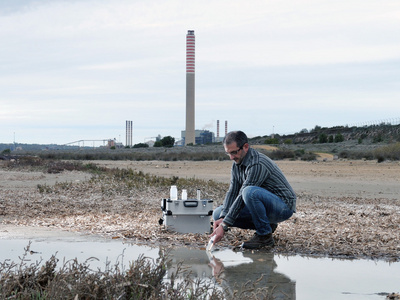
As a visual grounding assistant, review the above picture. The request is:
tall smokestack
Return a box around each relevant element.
[217,120,220,138]
[225,120,228,137]
[126,120,133,147]
[185,30,195,145]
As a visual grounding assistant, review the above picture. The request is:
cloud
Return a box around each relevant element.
[0,0,399,144]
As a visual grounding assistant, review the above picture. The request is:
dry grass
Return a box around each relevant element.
[275,194,400,260]
[0,243,238,299]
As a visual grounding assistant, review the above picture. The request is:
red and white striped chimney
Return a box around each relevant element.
[185,30,196,145]
[186,31,195,74]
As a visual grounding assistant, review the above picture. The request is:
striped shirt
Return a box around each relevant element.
[221,147,296,226]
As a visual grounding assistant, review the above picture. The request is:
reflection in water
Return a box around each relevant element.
[165,248,295,299]
[2,236,399,300]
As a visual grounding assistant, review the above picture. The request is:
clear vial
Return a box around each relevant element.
[197,189,201,200]
[206,237,214,252]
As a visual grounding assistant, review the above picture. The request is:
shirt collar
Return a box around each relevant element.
[239,147,252,168]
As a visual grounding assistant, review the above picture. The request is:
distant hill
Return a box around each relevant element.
[1,124,399,160]
[0,143,83,153]
[250,123,400,146]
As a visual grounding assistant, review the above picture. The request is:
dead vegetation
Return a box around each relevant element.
[0,243,235,299]
[275,194,400,260]
[1,159,399,298]
[1,160,399,262]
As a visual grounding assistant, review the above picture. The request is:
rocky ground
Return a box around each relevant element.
[1,157,399,262]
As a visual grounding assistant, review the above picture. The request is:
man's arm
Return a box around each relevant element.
[223,163,270,225]
[219,164,241,219]
[210,218,229,244]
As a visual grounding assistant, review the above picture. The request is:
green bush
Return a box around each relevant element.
[373,134,383,143]
[334,133,344,143]
[264,138,279,145]
[160,136,175,148]
[284,139,292,144]
[319,133,328,143]
[133,143,149,148]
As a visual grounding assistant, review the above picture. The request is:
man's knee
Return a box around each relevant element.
[242,186,256,203]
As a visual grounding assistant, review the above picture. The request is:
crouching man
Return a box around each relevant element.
[211,131,296,249]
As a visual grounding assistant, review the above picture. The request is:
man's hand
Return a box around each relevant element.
[210,218,225,245]
[208,256,225,279]
[213,218,224,231]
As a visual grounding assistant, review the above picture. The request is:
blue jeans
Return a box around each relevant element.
[213,186,294,235]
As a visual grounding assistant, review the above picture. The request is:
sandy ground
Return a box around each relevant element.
[1,159,399,261]
[91,159,400,200]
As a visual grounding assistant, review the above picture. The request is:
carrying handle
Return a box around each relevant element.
[183,200,198,207]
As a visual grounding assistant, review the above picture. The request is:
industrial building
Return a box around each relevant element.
[181,129,215,145]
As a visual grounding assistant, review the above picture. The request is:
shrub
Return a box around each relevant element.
[264,138,279,145]
[160,136,175,148]
[373,134,383,143]
[284,139,292,144]
[373,142,400,162]
[319,133,328,143]
[133,143,149,148]
[334,133,344,143]
[268,149,295,160]
[300,152,317,161]
[294,149,305,157]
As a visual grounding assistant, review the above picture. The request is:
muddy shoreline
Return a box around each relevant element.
[1,159,399,261]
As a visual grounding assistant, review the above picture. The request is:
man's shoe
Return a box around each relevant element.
[242,233,275,249]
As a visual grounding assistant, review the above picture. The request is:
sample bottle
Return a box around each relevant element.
[197,189,201,200]
[181,189,187,200]
[206,236,214,252]
[170,185,178,200]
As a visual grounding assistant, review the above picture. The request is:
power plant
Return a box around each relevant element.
[126,30,227,147]
[185,30,196,145]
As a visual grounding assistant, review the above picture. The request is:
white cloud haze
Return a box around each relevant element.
[1,0,399,145]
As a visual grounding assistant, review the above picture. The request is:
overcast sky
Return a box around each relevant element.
[1,0,399,146]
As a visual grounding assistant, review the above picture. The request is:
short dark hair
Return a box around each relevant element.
[223,131,248,147]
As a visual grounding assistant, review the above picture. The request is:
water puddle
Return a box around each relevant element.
[1,232,399,299]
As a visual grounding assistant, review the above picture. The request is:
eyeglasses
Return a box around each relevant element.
[225,146,243,156]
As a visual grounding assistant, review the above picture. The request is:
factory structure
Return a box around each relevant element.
[184,30,196,145]
[125,30,227,147]
[181,120,227,145]
[126,120,133,147]
[181,30,227,146]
